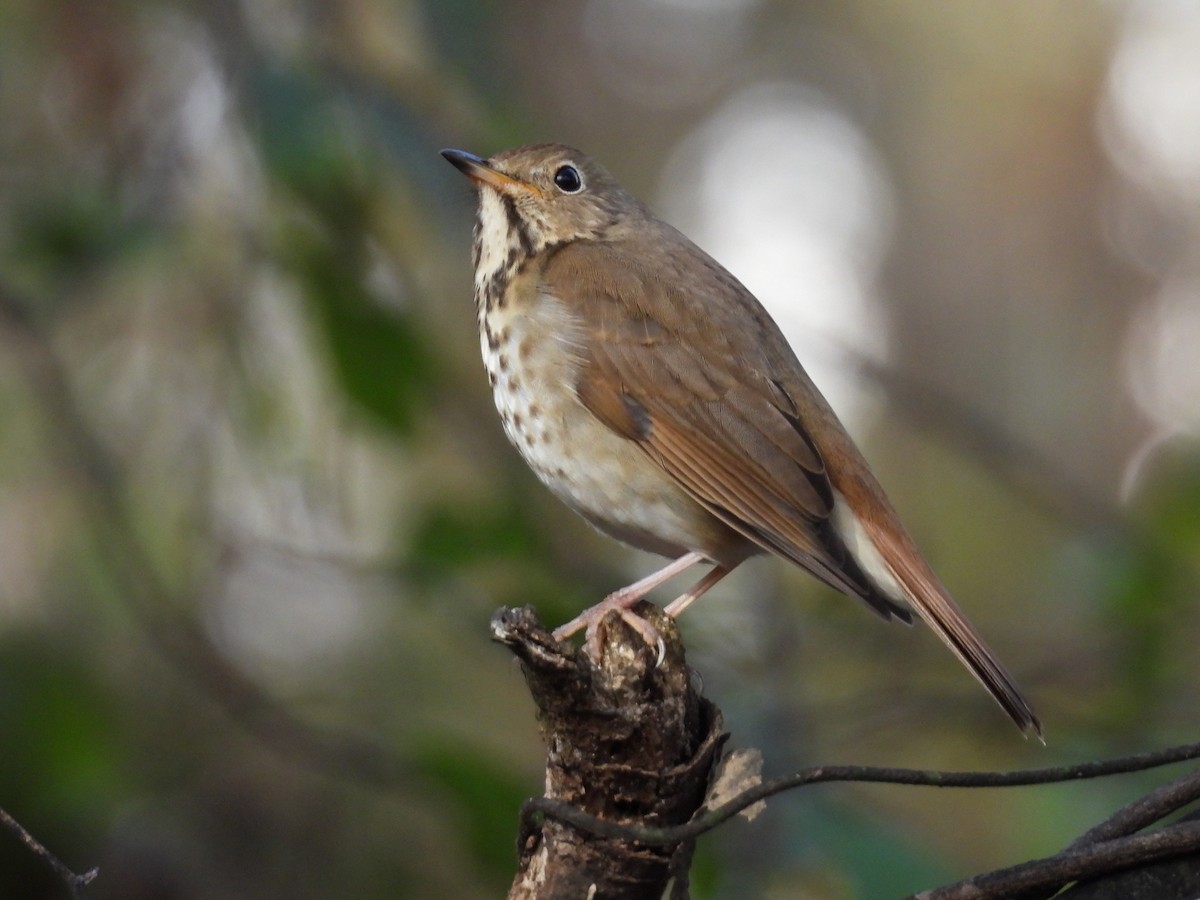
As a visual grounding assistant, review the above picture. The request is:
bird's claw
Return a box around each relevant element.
[555,602,667,667]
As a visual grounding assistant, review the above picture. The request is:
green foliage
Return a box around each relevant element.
[294,233,434,436]
[249,66,436,437]
[411,496,550,573]
[250,67,374,225]
[0,633,123,896]
[408,493,591,628]
[414,741,531,887]
[9,186,151,300]
[814,803,954,898]
[1140,447,1200,558]
[1099,446,1200,724]
[0,635,123,813]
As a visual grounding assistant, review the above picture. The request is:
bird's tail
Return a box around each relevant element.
[864,518,1043,740]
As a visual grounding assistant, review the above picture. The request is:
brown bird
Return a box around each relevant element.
[442,143,1041,738]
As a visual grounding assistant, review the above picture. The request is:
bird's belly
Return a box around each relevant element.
[481,299,742,562]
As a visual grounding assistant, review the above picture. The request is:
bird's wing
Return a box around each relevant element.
[543,237,904,619]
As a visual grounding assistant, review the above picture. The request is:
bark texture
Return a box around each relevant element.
[492,604,725,900]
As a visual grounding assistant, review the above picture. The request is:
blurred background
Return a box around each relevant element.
[1,0,1199,897]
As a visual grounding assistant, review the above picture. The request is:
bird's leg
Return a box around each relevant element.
[553,551,709,657]
[662,564,733,618]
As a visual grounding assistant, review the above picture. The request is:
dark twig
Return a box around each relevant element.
[1067,765,1200,851]
[910,821,1200,900]
[522,741,1200,847]
[1002,765,1200,900]
[0,806,98,899]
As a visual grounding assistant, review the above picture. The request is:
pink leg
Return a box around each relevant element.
[552,552,708,648]
[663,564,733,618]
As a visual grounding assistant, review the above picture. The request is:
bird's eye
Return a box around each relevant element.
[553,165,583,193]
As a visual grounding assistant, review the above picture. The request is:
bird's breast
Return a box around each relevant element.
[479,279,745,563]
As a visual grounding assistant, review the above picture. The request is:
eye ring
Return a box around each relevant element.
[553,165,583,193]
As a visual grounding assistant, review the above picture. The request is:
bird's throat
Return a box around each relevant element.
[472,189,537,323]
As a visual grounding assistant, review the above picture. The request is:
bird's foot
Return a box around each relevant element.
[552,592,666,666]
[553,553,711,663]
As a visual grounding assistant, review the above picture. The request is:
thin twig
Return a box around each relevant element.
[1067,764,1200,850]
[1005,766,1200,900]
[0,806,98,899]
[522,742,1200,846]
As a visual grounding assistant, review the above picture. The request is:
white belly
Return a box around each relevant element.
[481,288,724,560]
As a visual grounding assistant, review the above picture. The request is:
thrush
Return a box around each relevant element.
[442,143,1041,738]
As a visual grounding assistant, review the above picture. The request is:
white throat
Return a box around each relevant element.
[473,189,529,320]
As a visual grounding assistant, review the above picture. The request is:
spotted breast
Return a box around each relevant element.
[473,187,743,562]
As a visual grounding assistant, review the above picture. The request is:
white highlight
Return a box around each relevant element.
[831,489,906,606]
[657,83,894,425]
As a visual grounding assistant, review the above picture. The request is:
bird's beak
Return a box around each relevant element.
[441,149,541,197]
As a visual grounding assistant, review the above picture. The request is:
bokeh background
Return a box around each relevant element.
[2,1,1199,897]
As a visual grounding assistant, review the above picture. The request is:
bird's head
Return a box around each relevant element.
[441,143,642,259]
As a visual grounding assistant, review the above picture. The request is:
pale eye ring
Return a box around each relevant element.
[553,165,583,193]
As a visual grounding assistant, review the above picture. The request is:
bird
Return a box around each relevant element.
[441,142,1041,738]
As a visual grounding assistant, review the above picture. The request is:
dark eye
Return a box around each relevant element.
[553,165,583,193]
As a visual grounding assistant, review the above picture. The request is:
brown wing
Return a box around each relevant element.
[543,236,908,621]
[543,234,1042,738]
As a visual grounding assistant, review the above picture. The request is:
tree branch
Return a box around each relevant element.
[0,806,98,899]
[493,604,725,900]
[1068,766,1200,850]
[912,821,1200,900]
[522,742,1200,848]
